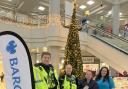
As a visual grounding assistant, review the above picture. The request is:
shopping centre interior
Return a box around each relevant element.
[0,0,128,89]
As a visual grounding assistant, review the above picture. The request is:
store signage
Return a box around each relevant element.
[0,31,34,89]
[82,56,95,63]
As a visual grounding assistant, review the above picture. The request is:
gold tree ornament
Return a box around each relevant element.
[64,0,83,79]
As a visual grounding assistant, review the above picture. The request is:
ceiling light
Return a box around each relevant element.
[85,10,90,15]
[87,0,95,5]
[120,18,125,20]
[38,6,45,11]
[79,5,86,9]
[101,63,106,66]
[36,60,40,63]
[108,11,112,15]
[8,0,12,1]
[120,12,122,16]
[43,47,48,52]
[61,59,65,64]
[106,10,112,16]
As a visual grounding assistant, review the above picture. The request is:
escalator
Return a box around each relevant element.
[82,25,128,73]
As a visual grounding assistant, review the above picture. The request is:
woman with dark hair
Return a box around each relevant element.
[95,67,115,89]
[83,70,98,89]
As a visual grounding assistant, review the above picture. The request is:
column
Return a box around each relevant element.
[49,0,60,16]
[49,46,61,73]
[48,0,61,36]
[65,1,73,26]
[112,4,120,35]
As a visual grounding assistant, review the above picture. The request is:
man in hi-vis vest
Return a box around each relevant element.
[33,52,59,89]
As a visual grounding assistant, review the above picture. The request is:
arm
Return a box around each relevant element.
[77,79,85,89]
[92,81,99,89]
[93,83,99,89]
[109,77,115,89]
[59,76,64,89]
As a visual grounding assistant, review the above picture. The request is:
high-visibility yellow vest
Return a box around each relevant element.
[33,66,59,89]
[33,67,48,89]
[63,75,77,89]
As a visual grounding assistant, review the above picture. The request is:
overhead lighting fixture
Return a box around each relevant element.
[61,59,65,64]
[87,0,95,5]
[38,6,45,11]
[8,0,12,1]
[79,5,86,9]
[108,11,122,16]
[36,60,40,63]
[43,47,48,52]
[120,12,122,16]
[101,63,106,66]
[108,11,111,14]
[120,18,125,20]
[85,10,90,15]
[106,10,111,16]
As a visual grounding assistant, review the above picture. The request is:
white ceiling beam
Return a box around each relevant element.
[90,5,106,15]
[39,1,49,7]
[16,1,24,10]
[118,0,128,4]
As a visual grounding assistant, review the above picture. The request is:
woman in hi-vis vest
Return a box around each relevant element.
[59,64,77,89]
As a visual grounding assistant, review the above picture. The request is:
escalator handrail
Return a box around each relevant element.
[62,15,128,55]
[62,15,128,44]
[85,24,128,55]
[86,24,128,44]
[91,34,128,55]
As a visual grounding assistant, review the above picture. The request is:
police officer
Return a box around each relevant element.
[59,64,77,89]
[33,52,59,89]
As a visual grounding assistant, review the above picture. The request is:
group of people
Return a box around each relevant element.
[33,52,115,89]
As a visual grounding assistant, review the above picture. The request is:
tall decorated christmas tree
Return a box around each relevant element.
[64,0,83,79]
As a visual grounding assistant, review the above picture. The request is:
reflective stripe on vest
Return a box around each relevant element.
[33,67,48,89]
[63,75,77,89]
[35,71,43,83]
[39,66,59,89]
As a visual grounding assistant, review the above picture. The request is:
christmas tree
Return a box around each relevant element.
[64,0,83,79]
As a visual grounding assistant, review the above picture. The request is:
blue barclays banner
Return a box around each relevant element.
[0,31,34,89]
